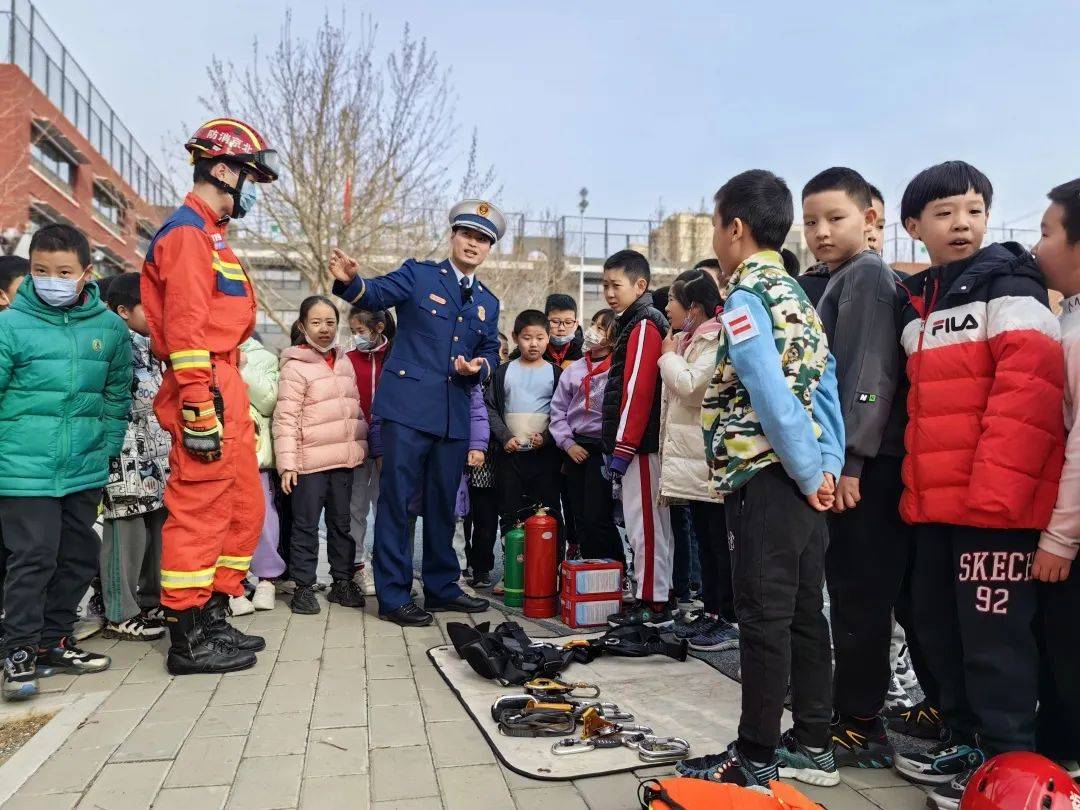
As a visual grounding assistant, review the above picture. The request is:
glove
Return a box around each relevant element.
[181,399,223,462]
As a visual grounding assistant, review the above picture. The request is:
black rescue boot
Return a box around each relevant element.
[204,593,266,652]
[164,607,256,676]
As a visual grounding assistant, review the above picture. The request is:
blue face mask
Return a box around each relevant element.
[353,334,375,351]
[237,182,259,218]
[549,332,574,346]
[32,275,80,307]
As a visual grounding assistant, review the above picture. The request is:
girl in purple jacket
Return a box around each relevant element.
[549,309,624,566]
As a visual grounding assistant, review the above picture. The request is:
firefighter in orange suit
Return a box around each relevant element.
[142,118,279,675]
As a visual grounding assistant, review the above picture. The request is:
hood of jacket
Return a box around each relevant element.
[899,242,1040,307]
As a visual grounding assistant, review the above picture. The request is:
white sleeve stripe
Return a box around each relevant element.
[986,295,1061,341]
[615,322,647,445]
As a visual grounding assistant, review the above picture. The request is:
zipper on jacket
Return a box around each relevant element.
[58,312,75,490]
[908,274,940,516]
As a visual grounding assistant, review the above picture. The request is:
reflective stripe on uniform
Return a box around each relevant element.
[212,254,247,281]
[216,555,253,571]
[160,567,216,589]
[169,349,212,370]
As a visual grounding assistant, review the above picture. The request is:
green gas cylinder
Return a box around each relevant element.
[502,523,525,607]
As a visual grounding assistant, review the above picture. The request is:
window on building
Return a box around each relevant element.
[255,310,299,334]
[136,220,156,256]
[257,266,303,290]
[30,134,76,189]
[92,182,125,232]
[93,252,124,278]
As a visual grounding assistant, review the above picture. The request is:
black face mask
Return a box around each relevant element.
[206,166,253,221]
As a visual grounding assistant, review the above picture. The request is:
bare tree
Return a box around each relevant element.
[202,10,493,329]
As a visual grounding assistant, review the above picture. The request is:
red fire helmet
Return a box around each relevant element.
[185,118,279,182]
[961,752,1080,810]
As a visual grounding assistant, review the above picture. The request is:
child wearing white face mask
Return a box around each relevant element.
[273,296,368,615]
[549,308,624,564]
[345,307,395,596]
[0,225,132,702]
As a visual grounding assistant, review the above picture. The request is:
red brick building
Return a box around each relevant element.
[0,2,172,273]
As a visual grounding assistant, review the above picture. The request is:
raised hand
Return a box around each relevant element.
[328,248,360,283]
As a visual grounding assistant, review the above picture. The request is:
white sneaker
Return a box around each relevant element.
[355,565,376,596]
[252,580,276,611]
[230,595,255,616]
[102,615,165,642]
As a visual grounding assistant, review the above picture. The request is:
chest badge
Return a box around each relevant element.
[92,338,102,352]
[429,293,447,305]
[477,305,486,322]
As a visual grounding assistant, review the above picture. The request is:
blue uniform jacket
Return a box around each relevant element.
[333,258,501,441]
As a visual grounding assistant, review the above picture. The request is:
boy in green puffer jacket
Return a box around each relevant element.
[0,224,132,702]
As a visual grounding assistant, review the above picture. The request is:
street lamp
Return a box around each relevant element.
[578,187,589,315]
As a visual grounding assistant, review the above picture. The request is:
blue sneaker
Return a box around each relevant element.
[895,740,984,786]
[673,612,711,639]
[775,729,840,786]
[688,618,740,651]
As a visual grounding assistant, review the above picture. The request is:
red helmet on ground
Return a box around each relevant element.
[961,752,1080,810]
[185,118,279,183]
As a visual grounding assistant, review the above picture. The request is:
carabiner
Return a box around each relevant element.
[523,678,601,700]
[551,738,596,755]
[636,736,692,763]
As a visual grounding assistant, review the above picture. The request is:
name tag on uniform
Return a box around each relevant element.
[721,305,759,344]
[477,305,486,321]
[211,233,226,250]
[429,293,447,305]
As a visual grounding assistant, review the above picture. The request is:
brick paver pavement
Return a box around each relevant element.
[0,592,928,809]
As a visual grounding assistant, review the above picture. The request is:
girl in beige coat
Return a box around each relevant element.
[658,267,738,652]
[273,296,368,615]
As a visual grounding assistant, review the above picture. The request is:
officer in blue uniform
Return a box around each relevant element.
[329,200,505,626]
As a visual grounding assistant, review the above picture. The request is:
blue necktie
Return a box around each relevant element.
[459,275,472,303]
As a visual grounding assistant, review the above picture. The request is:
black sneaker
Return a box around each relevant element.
[2,645,38,701]
[673,611,711,639]
[327,579,365,609]
[775,729,840,786]
[831,717,895,769]
[676,741,778,786]
[927,767,974,810]
[607,601,674,629]
[142,607,165,629]
[469,571,492,589]
[290,585,321,615]
[886,699,949,741]
[102,614,166,642]
[895,740,984,786]
[36,637,111,676]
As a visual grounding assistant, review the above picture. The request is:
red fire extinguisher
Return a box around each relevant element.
[523,506,558,618]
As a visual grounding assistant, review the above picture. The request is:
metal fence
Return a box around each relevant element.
[1,0,171,207]
[883,222,1039,265]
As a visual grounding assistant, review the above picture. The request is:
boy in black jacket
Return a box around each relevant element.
[801,167,914,768]
[484,310,564,543]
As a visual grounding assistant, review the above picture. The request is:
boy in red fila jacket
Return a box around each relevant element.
[600,249,674,629]
[891,161,1065,810]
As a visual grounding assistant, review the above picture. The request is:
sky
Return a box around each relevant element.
[30,0,1080,232]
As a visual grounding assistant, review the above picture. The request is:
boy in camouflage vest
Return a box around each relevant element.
[678,170,845,789]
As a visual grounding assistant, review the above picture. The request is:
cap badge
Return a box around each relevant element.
[477,202,490,218]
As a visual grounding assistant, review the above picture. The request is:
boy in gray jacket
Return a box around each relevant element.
[800,168,917,768]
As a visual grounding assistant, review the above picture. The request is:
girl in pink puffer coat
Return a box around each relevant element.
[273,296,368,615]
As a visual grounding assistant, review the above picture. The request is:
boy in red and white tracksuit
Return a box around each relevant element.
[600,250,674,626]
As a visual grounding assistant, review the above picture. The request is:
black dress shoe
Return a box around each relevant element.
[379,601,434,627]
[425,594,489,613]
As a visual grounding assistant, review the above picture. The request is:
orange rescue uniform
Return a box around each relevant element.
[141,192,264,610]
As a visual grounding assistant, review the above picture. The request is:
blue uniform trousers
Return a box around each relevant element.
[373,418,467,612]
